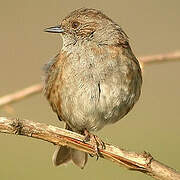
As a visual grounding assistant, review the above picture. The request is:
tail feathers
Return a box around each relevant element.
[71,148,88,169]
[52,145,88,169]
[52,146,71,166]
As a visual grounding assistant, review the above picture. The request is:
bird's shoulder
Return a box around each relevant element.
[43,51,70,82]
[43,53,60,75]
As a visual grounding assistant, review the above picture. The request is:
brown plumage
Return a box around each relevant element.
[44,8,142,169]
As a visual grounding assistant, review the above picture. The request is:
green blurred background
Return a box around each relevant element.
[0,0,180,179]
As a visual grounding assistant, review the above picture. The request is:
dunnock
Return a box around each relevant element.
[44,8,142,169]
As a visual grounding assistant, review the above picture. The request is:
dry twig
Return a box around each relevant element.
[0,84,42,107]
[140,51,180,65]
[0,117,179,180]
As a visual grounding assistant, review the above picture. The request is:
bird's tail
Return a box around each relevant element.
[52,124,88,169]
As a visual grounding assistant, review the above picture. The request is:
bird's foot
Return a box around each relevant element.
[83,129,105,160]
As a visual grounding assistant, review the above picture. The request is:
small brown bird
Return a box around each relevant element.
[44,8,142,169]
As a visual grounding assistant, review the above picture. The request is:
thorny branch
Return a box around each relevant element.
[0,117,179,180]
[0,50,180,107]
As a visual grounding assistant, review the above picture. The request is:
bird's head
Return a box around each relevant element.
[45,8,128,47]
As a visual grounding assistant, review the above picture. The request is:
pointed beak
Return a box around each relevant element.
[44,26,64,33]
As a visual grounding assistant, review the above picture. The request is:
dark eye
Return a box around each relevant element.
[72,21,80,29]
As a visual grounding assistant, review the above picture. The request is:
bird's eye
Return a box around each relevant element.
[72,21,80,29]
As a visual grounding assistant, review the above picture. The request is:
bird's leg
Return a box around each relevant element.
[83,129,105,159]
